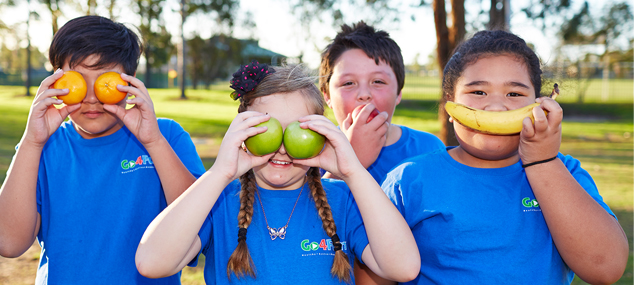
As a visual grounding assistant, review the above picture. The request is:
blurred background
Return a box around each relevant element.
[0,0,632,284]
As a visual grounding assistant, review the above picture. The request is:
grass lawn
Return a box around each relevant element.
[0,85,631,284]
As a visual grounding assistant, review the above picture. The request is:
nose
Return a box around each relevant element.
[357,85,372,103]
[277,143,288,156]
[483,101,508,111]
[82,80,99,104]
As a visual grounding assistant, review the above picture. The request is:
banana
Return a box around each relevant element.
[445,101,543,135]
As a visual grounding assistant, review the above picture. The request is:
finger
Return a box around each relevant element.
[58,104,82,118]
[38,69,65,92]
[250,153,275,166]
[34,97,65,111]
[239,113,273,129]
[538,98,563,128]
[520,116,535,138]
[532,106,549,133]
[102,104,127,120]
[120,73,147,92]
[38,88,71,103]
[368,111,389,129]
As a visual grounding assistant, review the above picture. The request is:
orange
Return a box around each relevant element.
[53,71,87,105]
[94,72,127,104]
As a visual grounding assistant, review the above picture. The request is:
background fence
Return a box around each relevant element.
[2,62,632,103]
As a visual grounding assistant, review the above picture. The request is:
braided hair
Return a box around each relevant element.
[226,64,351,282]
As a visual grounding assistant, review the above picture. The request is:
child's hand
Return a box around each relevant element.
[23,69,82,147]
[292,115,364,179]
[340,103,389,168]
[102,74,162,147]
[211,112,275,181]
[518,97,562,165]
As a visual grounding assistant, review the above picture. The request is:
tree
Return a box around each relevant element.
[176,0,239,99]
[39,0,63,35]
[134,0,173,88]
[429,0,465,146]
[556,1,632,101]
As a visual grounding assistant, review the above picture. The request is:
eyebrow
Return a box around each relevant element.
[464,80,530,89]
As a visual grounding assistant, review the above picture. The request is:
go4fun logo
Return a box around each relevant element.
[522,197,539,208]
[301,238,347,252]
[121,155,154,170]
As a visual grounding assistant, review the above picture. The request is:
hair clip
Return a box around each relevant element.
[229,60,275,100]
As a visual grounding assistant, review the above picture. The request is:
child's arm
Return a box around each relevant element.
[0,70,81,257]
[103,74,196,204]
[520,97,629,284]
[136,112,274,278]
[298,116,420,282]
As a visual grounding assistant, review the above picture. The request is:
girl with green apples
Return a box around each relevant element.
[135,61,420,284]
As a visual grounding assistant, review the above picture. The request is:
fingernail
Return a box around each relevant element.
[121,73,127,77]
[55,68,62,74]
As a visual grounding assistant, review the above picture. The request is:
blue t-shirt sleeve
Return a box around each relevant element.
[560,153,616,218]
[158,118,206,178]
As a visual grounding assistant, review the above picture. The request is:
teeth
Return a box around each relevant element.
[271,160,291,165]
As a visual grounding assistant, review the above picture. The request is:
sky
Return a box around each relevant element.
[1,0,629,71]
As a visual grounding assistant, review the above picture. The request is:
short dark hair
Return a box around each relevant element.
[442,30,542,101]
[49,15,142,75]
[319,21,404,95]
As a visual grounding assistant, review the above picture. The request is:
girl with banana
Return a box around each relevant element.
[381,30,628,284]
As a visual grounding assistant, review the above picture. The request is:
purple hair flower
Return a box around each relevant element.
[229,60,275,100]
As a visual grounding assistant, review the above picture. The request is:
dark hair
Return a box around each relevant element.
[442,30,542,101]
[49,15,142,75]
[319,21,404,96]
[227,65,352,282]
[236,64,324,115]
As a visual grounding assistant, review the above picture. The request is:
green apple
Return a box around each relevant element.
[245,117,283,156]
[283,121,326,159]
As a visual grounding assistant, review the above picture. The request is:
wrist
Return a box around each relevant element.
[142,135,168,152]
[522,156,558,168]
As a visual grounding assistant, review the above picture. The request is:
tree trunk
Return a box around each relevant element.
[433,0,464,146]
[108,0,117,20]
[49,8,60,35]
[25,4,32,96]
[179,0,187,99]
[144,46,152,88]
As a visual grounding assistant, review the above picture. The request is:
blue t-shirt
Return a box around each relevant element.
[382,148,614,284]
[32,119,206,284]
[195,179,369,284]
[366,126,444,184]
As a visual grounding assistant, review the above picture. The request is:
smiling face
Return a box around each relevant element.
[65,55,127,139]
[248,91,314,190]
[452,55,536,166]
[324,48,401,125]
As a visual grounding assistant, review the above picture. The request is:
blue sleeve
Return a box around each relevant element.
[158,118,206,178]
[381,162,411,218]
[561,153,616,218]
[346,195,369,263]
[188,213,213,267]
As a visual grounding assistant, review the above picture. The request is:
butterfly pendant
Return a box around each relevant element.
[268,226,287,240]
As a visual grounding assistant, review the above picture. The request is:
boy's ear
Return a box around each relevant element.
[323,91,333,109]
[395,91,402,106]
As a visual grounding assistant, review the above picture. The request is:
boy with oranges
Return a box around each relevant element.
[0,15,205,284]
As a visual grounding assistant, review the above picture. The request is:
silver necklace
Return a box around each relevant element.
[255,177,305,240]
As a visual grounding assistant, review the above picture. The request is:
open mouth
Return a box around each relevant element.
[270,159,291,165]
